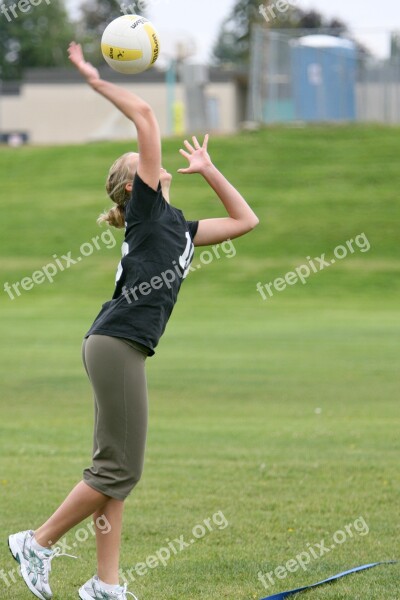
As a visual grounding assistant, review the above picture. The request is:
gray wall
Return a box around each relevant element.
[1,71,241,144]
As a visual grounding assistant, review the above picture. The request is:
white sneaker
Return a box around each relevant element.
[8,529,77,600]
[79,575,138,600]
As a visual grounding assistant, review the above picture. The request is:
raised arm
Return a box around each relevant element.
[178,135,259,246]
[67,42,161,191]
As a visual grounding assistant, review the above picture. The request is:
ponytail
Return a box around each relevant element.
[97,152,138,229]
[97,205,126,229]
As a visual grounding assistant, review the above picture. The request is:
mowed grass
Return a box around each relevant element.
[0,125,399,600]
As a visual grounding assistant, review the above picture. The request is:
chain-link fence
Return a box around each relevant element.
[247,26,400,125]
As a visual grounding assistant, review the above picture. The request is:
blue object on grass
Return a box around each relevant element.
[259,561,398,600]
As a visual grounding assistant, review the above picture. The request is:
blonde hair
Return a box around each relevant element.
[97,152,138,229]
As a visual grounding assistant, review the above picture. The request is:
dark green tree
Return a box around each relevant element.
[298,9,322,29]
[0,0,74,80]
[212,0,349,67]
[212,0,275,66]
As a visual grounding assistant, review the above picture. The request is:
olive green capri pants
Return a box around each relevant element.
[81,334,148,501]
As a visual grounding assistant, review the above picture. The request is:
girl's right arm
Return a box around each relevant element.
[67,42,161,191]
[178,135,259,245]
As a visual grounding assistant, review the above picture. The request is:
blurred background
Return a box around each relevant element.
[1,2,399,599]
[1,0,400,145]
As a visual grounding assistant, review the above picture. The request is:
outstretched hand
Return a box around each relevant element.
[178,135,213,175]
[68,41,100,84]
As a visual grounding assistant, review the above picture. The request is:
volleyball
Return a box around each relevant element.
[101,15,160,75]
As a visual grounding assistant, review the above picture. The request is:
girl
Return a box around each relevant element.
[8,42,259,600]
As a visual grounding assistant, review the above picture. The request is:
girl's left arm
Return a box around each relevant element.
[178,135,259,246]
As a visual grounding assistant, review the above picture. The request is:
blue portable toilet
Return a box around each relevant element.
[290,35,357,122]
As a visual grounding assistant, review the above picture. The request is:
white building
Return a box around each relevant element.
[1,65,247,145]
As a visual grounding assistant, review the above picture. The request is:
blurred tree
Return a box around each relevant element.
[212,0,272,67]
[0,0,74,80]
[212,0,350,67]
[298,9,322,29]
[327,18,348,36]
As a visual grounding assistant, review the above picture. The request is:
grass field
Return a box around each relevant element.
[0,125,399,600]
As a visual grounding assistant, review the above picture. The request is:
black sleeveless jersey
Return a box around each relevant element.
[84,172,199,356]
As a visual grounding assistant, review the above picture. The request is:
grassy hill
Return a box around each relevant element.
[0,126,399,599]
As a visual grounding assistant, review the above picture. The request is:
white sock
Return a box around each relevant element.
[98,578,121,591]
[31,535,52,553]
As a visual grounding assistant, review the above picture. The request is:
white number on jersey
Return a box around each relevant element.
[179,232,194,279]
[116,231,194,285]
[115,241,129,283]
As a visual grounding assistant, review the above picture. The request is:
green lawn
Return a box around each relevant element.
[0,126,399,599]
